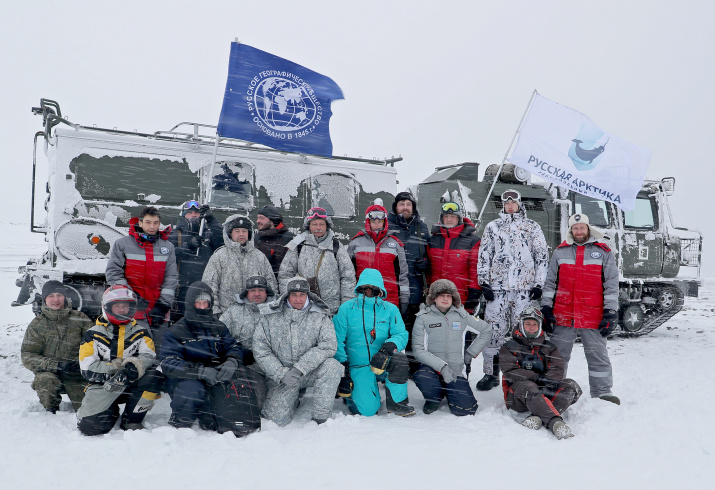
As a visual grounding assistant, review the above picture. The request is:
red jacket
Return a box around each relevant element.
[105,218,178,320]
[427,221,481,304]
[542,240,619,329]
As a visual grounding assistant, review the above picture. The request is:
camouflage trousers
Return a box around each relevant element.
[483,289,533,375]
[31,372,87,412]
[262,358,342,426]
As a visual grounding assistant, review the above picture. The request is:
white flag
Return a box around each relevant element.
[508,93,651,211]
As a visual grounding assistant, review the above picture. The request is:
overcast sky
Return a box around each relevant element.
[2,1,712,272]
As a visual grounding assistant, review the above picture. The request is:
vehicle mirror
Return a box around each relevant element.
[660,177,675,195]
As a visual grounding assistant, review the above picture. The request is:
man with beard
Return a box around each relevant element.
[254,205,295,278]
[169,201,223,320]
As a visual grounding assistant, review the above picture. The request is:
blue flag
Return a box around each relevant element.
[217,43,344,157]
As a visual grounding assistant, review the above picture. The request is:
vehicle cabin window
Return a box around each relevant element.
[572,194,610,227]
[311,173,356,218]
[623,197,657,229]
[209,161,255,210]
[70,154,199,205]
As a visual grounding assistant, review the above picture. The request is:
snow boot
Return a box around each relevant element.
[548,418,574,440]
[198,411,218,431]
[422,400,441,415]
[386,388,416,417]
[476,373,500,391]
[120,417,146,431]
[312,417,328,425]
[599,393,621,405]
[521,414,542,430]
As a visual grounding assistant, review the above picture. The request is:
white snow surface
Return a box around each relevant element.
[0,220,712,489]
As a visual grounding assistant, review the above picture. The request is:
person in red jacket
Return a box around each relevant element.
[106,206,178,351]
[347,204,409,312]
[427,202,481,312]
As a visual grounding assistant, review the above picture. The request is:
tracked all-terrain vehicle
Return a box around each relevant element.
[415,162,702,337]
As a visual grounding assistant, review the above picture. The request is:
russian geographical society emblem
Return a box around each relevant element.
[568,122,609,171]
[247,75,321,136]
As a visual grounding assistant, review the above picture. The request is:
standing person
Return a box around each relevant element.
[347,204,409,311]
[541,213,620,405]
[202,214,277,317]
[76,285,162,435]
[253,276,343,426]
[254,205,295,278]
[412,279,492,415]
[476,189,549,392]
[219,276,277,408]
[387,191,430,328]
[160,281,259,436]
[169,200,223,320]
[21,280,94,413]
[333,269,415,417]
[105,206,177,350]
[278,207,356,315]
[500,307,582,439]
[427,202,481,311]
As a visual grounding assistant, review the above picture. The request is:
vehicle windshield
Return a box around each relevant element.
[572,194,610,227]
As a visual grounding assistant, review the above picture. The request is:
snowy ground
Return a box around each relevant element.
[0,220,712,489]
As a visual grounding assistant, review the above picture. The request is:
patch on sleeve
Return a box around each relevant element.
[160,247,170,255]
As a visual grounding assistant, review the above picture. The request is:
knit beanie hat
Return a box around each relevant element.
[42,280,67,300]
[426,279,461,307]
[257,205,283,226]
[392,191,418,215]
[195,291,212,305]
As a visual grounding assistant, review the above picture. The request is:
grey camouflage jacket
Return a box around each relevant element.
[478,207,549,290]
[219,294,276,352]
[278,230,356,314]
[253,292,339,384]
[412,304,492,378]
[202,214,278,316]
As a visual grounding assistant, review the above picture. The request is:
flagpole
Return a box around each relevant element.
[476,89,538,223]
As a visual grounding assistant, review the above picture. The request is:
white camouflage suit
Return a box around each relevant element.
[278,230,356,315]
[478,206,549,374]
[252,285,342,426]
[201,214,278,316]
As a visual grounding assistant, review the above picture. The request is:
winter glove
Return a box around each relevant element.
[149,299,171,326]
[481,284,495,302]
[414,257,430,273]
[535,374,559,392]
[135,294,150,312]
[103,363,139,393]
[464,288,482,312]
[520,354,545,373]
[57,360,80,374]
[337,364,353,398]
[281,367,303,387]
[541,306,556,334]
[370,342,398,375]
[197,366,220,386]
[199,204,215,223]
[529,286,543,301]
[216,357,240,383]
[440,365,456,384]
[186,235,201,251]
[599,309,618,337]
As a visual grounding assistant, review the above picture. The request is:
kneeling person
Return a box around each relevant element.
[412,279,492,415]
[160,281,259,437]
[77,286,162,435]
[500,307,582,440]
[253,277,342,426]
[333,268,414,417]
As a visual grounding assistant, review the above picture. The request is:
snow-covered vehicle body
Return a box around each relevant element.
[415,162,702,337]
[14,99,398,318]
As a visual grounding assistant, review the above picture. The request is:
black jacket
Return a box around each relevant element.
[386,211,430,304]
[255,223,295,277]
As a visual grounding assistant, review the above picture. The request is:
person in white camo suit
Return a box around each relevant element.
[202,214,278,317]
[476,189,549,391]
[253,276,342,426]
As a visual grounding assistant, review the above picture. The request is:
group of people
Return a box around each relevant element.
[21,189,620,440]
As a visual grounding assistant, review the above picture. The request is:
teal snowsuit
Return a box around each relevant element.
[333,268,409,416]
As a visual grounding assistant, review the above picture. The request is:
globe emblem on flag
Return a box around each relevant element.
[255,77,317,131]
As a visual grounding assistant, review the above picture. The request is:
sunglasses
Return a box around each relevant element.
[182,200,201,211]
[441,202,460,213]
[306,207,328,220]
[501,190,521,202]
[367,210,386,220]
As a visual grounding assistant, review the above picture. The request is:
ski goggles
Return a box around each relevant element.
[501,190,521,202]
[306,207,328,220]
[182,200,201,211]
[441,202,461,214]
[366,210,386,220]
